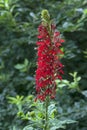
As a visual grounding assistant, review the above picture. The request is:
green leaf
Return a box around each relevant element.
[82,90,87,97]
[0,3,4,8]
[30,12,38,19]
[48,104,56,118]
[14,64,24,69]
[14,59,29,72]
[83,9,87,14]
[50,119,77,130]
[77,77,81,81]
[23,126,34,130]
[7,95,24,104]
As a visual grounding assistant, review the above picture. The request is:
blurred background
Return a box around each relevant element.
[0,0,87,130]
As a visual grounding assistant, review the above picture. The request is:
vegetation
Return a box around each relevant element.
[0,0,87,130]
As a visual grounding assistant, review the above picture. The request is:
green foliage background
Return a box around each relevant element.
[0,0,87,130]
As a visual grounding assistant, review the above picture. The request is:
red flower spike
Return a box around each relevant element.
[35,24,64,101]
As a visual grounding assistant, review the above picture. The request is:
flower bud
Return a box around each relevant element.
[41,9,50,22]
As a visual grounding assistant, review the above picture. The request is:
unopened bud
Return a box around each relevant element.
[41,9,50,22]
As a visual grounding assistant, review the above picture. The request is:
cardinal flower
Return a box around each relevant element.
[35,10,64,101]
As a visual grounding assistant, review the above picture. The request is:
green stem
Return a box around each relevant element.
[44,97,49,130]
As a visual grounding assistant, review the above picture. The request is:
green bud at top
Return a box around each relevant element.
[41,9,50,22]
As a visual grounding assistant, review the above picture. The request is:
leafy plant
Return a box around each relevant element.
[8,95,77,130]
[56,72,81,90]
[8,72,87,130]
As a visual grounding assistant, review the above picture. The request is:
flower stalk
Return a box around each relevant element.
[35,10,64,128]
[44,97,49,130]
[35,9,64,101]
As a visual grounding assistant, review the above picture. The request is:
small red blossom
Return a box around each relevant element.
[35,24,64,101]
